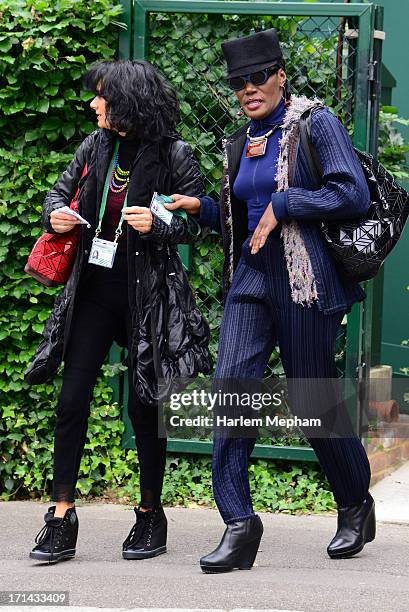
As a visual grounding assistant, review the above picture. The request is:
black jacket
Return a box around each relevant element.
[25,128,212,403]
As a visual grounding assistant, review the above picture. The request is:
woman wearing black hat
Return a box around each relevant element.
[167,28,375,571]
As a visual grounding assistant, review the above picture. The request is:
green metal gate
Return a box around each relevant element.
[112,1,384,461]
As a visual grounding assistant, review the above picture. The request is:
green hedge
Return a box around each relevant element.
[0,0,126,500]
[1,1,407,511]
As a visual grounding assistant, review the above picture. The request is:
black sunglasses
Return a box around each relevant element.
[227,66,279,91]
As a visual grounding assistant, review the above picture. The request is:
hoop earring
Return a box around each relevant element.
[280,84,286,102]
[235,103,245,118]
[281,83,291,108]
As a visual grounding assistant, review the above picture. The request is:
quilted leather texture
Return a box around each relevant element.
[321,150,409,281]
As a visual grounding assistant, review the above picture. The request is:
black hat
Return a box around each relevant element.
[222,28,283,78]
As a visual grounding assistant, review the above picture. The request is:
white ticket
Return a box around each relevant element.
[59,206,91,228]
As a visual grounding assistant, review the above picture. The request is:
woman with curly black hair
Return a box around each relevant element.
[26,60,210,564]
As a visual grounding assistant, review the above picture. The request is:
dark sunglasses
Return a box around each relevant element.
[227,66,279,91]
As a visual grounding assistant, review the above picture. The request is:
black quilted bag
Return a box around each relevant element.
[299,108,409,282]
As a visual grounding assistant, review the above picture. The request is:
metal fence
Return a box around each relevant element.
[113,1,384,461]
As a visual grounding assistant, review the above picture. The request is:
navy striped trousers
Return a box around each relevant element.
[212,229,371,523]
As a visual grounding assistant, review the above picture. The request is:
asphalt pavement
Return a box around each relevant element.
[0,501,409,612]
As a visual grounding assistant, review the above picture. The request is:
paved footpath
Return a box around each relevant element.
[371,461,409,523]
[0,501,408,612]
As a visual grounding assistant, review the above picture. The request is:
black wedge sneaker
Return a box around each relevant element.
[327,493,376,559]
[30,506,78,564]
[200,514,263,574]
[122,506,167,560]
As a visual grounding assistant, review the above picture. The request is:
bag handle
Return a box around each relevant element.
[299,108,323,188]
[71,164,88,208]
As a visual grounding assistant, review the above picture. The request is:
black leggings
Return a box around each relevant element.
[52,251,167,507]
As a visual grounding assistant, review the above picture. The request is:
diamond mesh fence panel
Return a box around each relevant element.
[148,12,358,381]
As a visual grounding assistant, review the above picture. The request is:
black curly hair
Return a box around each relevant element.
[84,60,180,141]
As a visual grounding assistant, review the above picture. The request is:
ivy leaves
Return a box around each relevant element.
[378,107,409,182]
[0,0,122,148]
[0,0,122,500]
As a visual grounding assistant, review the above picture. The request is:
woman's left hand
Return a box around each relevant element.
[123,206,153,233]
[249,202,278,255]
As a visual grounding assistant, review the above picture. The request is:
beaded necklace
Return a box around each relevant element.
[109,149,130,193]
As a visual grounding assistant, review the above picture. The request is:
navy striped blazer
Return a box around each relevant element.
[197,106,371,315]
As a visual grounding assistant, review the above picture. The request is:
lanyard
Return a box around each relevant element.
[95,139,129,242]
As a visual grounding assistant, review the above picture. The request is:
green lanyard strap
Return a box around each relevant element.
[95,143,200,242]
[95,139,129,241]
[173,208,201,237]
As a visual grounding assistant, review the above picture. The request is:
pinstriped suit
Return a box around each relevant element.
[197,104,371,523]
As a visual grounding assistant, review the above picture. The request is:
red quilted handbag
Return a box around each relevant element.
[24,165,88,287]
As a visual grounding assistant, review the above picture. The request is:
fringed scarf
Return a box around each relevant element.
[221,95,324,305]
[275,94,323,306]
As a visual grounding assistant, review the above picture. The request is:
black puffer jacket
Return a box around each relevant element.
[25,128,212,403]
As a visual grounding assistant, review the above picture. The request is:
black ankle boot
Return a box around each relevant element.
[327,493,376,559]
[200,515,263,574]
[30,506,78,564]
[122,506,167,560]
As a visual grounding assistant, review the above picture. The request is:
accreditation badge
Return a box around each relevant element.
[150,192,174,226]
[88,237,118,268]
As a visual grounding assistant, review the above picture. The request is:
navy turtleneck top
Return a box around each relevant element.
[233,98,287,232]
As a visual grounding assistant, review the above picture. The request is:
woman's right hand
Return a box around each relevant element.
[165,194,201,215]
[50,209,80,233]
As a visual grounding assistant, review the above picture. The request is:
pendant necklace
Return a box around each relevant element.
[245,124,280,158]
